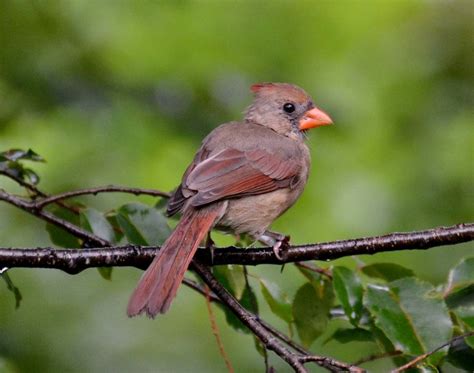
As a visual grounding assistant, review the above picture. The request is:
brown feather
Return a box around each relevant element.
[127,204,224,317]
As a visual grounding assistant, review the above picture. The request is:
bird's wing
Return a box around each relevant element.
[183,147,301,207]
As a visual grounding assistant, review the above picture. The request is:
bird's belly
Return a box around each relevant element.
[216,188,301,238]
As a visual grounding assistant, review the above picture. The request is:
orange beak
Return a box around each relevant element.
[298,107,333,131]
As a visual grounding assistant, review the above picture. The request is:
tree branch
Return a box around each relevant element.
[32,185,170,209]
[0,188,109,246]
[0,223,472,272]
[192,261,364,373]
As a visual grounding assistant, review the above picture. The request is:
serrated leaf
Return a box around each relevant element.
[116,203,171,245]
[213,265,246,299]
[325,327,374,344]
[260,279,292,323]
[333,266,363,325]
[46,206,82,248]
[1,271,22,309]
[293,280,333,347]
[365,278,452,365]
[361,263,415,282]
[445,257,474,308]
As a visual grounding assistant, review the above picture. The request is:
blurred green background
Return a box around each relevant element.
[0,1,472,372]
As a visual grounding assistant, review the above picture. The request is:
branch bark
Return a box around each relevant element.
[0,223,472,273]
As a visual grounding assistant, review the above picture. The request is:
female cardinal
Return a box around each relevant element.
[127,82,333,317]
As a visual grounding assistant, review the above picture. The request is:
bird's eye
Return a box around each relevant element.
[283,103,295,113]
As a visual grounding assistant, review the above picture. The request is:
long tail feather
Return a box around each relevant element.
[127,206,221,318]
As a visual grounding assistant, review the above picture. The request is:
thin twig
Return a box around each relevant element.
[296,262,333,279]
[204,285,234,373]
[33,185,170,209]
[0,189,108,246]
[182,277,357,372]
[0,171,47,197]
[299,356,365,373]
[392,331,474,372]
[191,260,308,373]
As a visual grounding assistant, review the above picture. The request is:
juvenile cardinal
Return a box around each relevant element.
[127,82,333,317]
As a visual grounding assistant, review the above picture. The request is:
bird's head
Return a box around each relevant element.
[245,82,333,139]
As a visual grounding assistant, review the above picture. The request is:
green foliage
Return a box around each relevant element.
[332,266,363,325]
[293,279,334,347]
[0,149,44,185]
[115,203,171,246]
[213,265,259,334]
[259,279,292,324]
[45,205,82,248]
[361,262,415,282]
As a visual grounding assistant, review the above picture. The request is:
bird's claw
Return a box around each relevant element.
[272,235,290,261]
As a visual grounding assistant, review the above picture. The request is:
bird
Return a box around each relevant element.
[127,82,333,318]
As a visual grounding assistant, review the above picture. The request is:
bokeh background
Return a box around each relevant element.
[0,1,472,372]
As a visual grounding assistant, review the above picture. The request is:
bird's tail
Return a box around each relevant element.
[127,206,221,317]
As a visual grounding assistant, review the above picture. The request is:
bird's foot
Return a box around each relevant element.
[272,235,290,260]
[258,230,291,261]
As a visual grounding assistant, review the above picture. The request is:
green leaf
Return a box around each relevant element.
[447,335,474,371]
[116,202,171,245]
[46,206,82,248]
[80,208,115,242]
[97,267,113,280]
[105,213,124,242]
[361,263,415,282]
[218,283,259,334]
[333,266,364,325]
[23,168,40,184]
[79,209,115,279]
[454,307,474,348]
[1,271,22,309]
[293,280,334,347]
[0,148,44,162]
[213,265,246,299]
[296,263,321,284]
[445,257,474,308]
[254,336,266,358]
[365,277,452,364]
[260,279,293,324]
[325,327,374,344]
[213,266,258,333]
